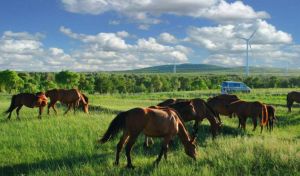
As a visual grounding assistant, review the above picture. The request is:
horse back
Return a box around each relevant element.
[14,93,37,108]
[287,91,300,103]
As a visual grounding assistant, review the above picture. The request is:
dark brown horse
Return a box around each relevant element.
[236,104,276,132]
[5,92,48,120]
[207,94,239,123]
[227,100,268,132]
[149,99,221,139]
[99,107,197,168]
[45,89,88,115]
[287,91,300,112]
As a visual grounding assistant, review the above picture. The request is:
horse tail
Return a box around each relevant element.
[99,111,127,143]
[261,105,268,126]
[5,95,16,114]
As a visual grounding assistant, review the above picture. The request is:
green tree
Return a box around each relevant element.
[0,70,24,93]
[55,70,79,89]
[78,74,95,93]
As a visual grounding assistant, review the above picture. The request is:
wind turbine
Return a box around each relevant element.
[238,29,257,76]
[173,58,177,73]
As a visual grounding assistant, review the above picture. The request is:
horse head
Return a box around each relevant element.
[185,136,197,160]
[35,92,48,107]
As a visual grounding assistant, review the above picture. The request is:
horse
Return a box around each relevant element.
[45,89,88,115]
[227,100,268,132]
[207,94,240,123]
[236,104,276,132]
[287,91,300,112]
[144,99,221,147]
[4,92,48,120]
[99,107,197,169]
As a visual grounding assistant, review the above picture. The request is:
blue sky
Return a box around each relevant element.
[0,0,299,71]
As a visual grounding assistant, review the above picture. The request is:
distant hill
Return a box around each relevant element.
[126,64,228,73]
[121,63,297,75]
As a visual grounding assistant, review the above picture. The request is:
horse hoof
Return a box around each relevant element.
[126,165,135,169]
[153,161,159,167]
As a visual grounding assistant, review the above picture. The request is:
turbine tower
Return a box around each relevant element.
[238,29,257,76]
[173,58,176,73]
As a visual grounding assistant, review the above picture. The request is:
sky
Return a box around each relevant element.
[0,0,299,71]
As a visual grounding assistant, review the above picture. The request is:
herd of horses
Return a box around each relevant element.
[3,89,300,169]
[4,89,88,120]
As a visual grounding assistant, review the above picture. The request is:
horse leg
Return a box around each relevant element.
[73,102,76,115]
[252,117,257,131]
[7,106,16,120]
[47,103,51,115]
[38,106,44,119]
[115,131,129,166]
[240,116,246,131]
[125,133,139,169]
[64,104,72,115]
[52,104,58,115]
[16,105,23,120]
[192,121,199,138]
[154,136,171,166]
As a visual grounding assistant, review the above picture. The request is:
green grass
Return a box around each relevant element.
[0,89,300,175]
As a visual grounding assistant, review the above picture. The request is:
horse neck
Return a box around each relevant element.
[177,120,192,148]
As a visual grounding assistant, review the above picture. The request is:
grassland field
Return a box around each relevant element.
[0,88,299,176]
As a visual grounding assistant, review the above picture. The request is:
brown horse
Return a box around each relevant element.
[45,89,88,115]
[147,99,221,141]
[99,107,197,169]
[236,104,276,132]
[207,94,239,123]
[4,92,48,120]
[287,91,300,112]
[227,100,268,132]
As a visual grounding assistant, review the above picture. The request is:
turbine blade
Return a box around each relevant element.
[237,36,248,41]
[249,28,258,40]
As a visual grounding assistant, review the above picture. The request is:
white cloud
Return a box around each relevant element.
[59,27,190,70]
[60,26,129,50]
[185,19,297,66]
[203,54,243,67]
[158,32,178,44]
[60,0,269,28]
[197,0,270,23]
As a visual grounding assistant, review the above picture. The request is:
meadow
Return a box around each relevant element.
[0,88,299,175]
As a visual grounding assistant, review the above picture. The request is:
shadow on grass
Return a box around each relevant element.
[88,105,122,114]
[0,154,102,175]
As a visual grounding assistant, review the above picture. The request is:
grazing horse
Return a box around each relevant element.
[287,91,300,112]
[46,89,88,115]
[99,107,197,169]
[5,92,48,120]
[207,94,239,123]
[157,99,221,137]
[144,99,221,147]
[227,100,268,132]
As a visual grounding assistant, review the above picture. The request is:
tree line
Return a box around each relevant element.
[0,70,300,94]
